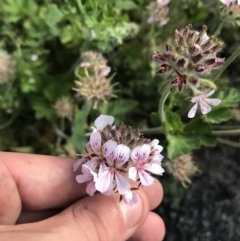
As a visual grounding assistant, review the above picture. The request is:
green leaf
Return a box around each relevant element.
[98,99,138,123]
[150,112,161,126]
[215,88,240,107]
[69,109,87,153]
[167,134,200,159]
[203,107,232,124]
[165,108,184,134]
[184,118,216,147]
[115,0,137,11]
[31,97,54,120]
[167,119,216,159]
[45,4,63,27]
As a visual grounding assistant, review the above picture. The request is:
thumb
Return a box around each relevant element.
[53,191,149,241]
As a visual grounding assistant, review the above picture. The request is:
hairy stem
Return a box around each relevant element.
[217,138,240,148]
[158,88,170,125]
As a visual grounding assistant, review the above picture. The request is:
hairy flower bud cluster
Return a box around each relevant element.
[166,154,199,187]
[73,51,117,108]
[220,0,240,27]
[0,50,15,84]
[53,97,74,120]
[74,115,165,205]
[153,24,224,76]
[146,0,170,26]
[153,25,224,118]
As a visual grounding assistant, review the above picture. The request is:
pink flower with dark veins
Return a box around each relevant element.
[76,162,98,196]
[129,144,164,186]
[188,90,221,118]
[95,144,131,196]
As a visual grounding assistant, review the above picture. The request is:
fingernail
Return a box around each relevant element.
[120,193,142,229]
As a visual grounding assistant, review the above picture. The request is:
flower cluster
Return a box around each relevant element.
[166,154,199,187]
[53,97,74,121]
[220,0,240,27]
[153,25,223,118]
[0,50,15,84]
[74,115,165,205]
[73,51,117,108]
[80,51,111,77]
[146,0,170,26]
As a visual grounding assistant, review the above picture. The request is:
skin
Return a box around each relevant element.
[0,152,165,241]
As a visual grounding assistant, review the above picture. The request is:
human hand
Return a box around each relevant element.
[0,152,165,241]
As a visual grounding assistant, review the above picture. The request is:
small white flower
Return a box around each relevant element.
[86,114,114,136]
[188,90,221,118]
[220,0,235,6]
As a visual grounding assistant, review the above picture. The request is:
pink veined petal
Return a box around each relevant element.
[128,167,138,181]
[204,98,221,106]
[191,95,204,103]
[102,180,115,196]
[150,139,163,153]
[205,89,215,97]
[76,173,92,184]
[86,181,96,196]
[94,115,114,130]
[150,139,159,147]
[106,151,116,166]
[102,140,117,157]
[73,159,83,171]
[115,144,130,167]
[131,146,141,163]
[99,162,108,173]
[115,172,130,195]
[199,100,212,114]
[95,170,112,194]
[152,154,164,163]
[188,102,199,118]
[138,170,154,186]
[90,132,101,154]
[123,191,138,206]
[144,163,165,175]
[139,144,151,161]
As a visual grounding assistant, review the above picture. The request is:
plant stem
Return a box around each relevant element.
[212,45,240,81]
[158,88,170,125]
[76,0,85,14]
[214,18,228,36]
[141,126,240,136]
[217,138,240,148]
[212,129,240,136]
[141,126,164,135]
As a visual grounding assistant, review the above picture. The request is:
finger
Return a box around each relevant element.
[0,152,86,210]
[16,209,62,224]
[128,212,165,241]
[141,179,163,210]
[1,191,155,241]
[16,179,164,226]
[0,161,21,224]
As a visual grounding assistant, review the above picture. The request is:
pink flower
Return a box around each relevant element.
[90,131,117,157]
[188,90,221,118]
[87,115,114,136]
[157,0,170,6]
[100,66,111,76]
[95,144,131,195]
[73,158,84,171]
[122,191,138,206]
[94,114,114,130]
[129,144,165,186]
[220,0,235,6]
[76,162,98,196]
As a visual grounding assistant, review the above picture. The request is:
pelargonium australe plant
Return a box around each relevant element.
[73,115,165,205]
